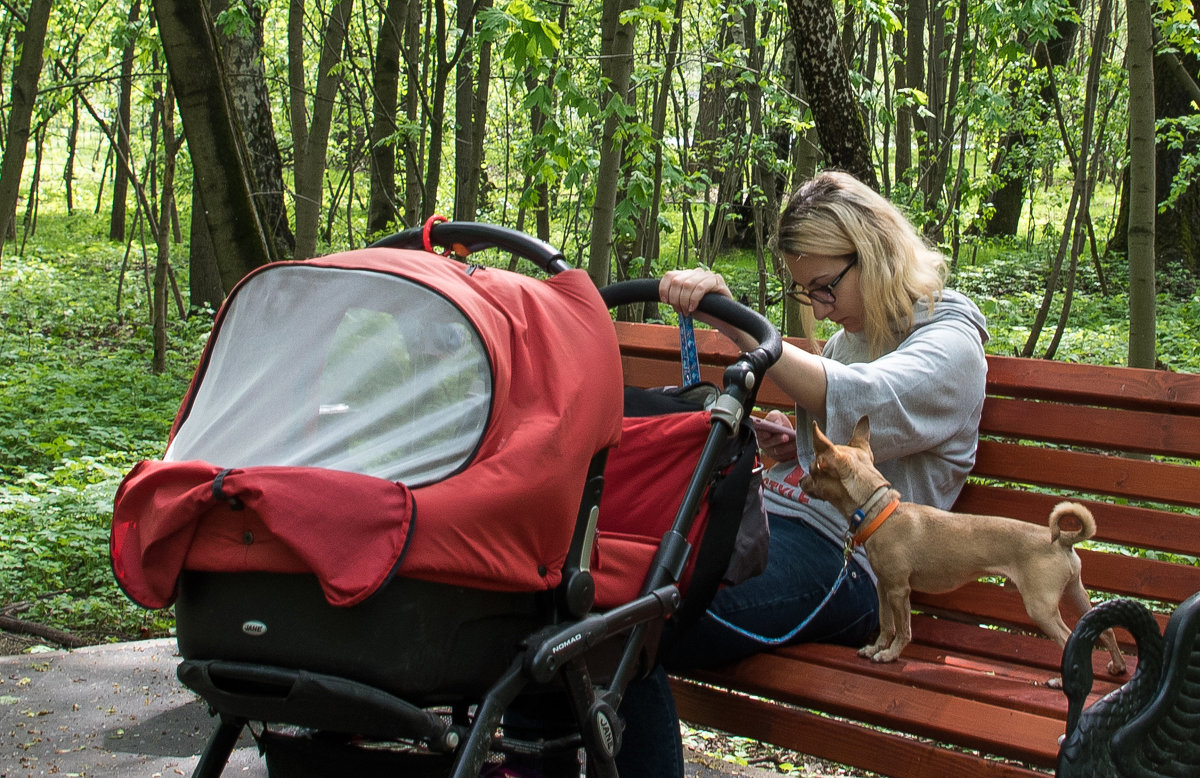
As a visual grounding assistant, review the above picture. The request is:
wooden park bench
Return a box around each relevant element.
[614,320,1200,777]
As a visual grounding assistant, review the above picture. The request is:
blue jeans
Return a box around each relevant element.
[667,512,879,668]
[616,513,879,777]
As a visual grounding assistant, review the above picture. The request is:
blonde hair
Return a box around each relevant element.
[769,171,948,358]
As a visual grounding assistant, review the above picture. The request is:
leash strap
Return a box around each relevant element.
[679,315,701,386]
[703,531,855,647]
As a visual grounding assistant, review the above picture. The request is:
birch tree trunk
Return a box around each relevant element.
[783,0,878,188]
[215,0,294,259]
[153,0,272,295]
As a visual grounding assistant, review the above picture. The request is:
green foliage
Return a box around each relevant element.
[706,237,1200,372]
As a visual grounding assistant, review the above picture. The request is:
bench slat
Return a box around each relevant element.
[670,677,1049,778]
[1077,547,1200,601]
[676,672,1051,778]
[984,355,1200,414]
[972,440,1200,508]
[684,651,1066,766]
[952,485,1200,556]
[613,322,1200,413]
[909,615,1136,678]
[780,642,1071,718]
[981,396,1200,458]
[909,573,1182,639]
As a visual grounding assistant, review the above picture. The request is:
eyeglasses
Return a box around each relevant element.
[785,256,858,306]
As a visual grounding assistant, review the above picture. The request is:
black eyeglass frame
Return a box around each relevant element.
[785,256,858,306]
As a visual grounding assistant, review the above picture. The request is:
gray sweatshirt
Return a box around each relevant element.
[761,289,990,579]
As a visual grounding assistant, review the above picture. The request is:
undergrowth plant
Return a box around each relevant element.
[1,217,206,641]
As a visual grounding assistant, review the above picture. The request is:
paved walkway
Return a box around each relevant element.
[0,639,778,777]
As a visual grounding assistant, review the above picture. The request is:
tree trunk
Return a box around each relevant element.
[63,96,79,213]
[1126,0,1156,368]
[369,0,405,233]
[109,0,139,242]
[901,0,925,188]
[1147,47,1200,280]
[402,0,422,225]
[524,65,552,242]
[454,0,491,222]
[289,0,354,260]
[635,0,686,284]
[892,25,910,186]
[745,3,773,312]
[587,0,639,286]
[153,0,272,296]
[0,0,51,262]
[423,0,453,220]
[784,0,878,188]
[188,180,225,310]
[693,13,749,261]
[977,2,1082,237]
[153,86,180,375]
[1110,19,1199,288]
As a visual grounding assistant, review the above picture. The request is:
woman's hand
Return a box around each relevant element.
[756,409,798,462]
[658,268,733,316]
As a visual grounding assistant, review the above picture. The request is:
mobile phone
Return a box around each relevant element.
[750,415,796,441]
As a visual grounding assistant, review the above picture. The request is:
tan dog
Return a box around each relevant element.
[800,416,1126,680]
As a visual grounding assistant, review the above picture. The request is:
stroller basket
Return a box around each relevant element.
[110,221,781,777]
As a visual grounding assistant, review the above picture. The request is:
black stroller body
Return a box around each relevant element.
[110,221,781,776]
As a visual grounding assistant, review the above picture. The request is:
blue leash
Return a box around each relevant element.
[679,315,701,386]
[704,532,855,647]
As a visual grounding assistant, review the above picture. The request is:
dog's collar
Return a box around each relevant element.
[850,486,900,546]
[849,485,891,530]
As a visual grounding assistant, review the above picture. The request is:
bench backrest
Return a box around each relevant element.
[614,321,1200,632]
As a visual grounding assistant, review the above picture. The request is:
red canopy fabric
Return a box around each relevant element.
[591,411,712,609]
[112,248,624,607]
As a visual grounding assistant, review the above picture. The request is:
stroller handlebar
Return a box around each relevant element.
[369,222,572,275]
[599,279,783,377]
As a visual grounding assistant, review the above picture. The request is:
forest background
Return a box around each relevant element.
[0,0,1199,646]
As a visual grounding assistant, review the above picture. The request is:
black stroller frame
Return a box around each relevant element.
[161,221,781,778]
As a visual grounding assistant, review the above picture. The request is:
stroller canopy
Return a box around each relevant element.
[112,248,623,608]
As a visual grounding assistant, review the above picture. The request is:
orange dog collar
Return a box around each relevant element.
[853,496,900,546]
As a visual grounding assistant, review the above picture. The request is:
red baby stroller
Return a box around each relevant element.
[110,221,781,777]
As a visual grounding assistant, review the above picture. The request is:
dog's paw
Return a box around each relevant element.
[1107,658,1128,676]
[1046,676,1063,689]
[870,649,902,663]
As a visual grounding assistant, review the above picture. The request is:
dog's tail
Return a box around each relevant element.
[1049,501,1097,547]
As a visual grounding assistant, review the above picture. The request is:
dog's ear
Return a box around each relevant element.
[811,420,833,453]
[848,416,871,452]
